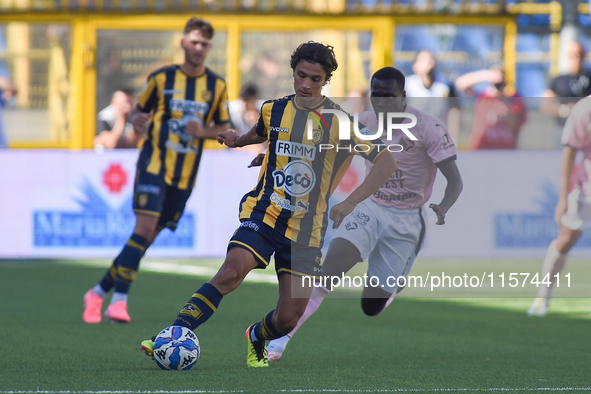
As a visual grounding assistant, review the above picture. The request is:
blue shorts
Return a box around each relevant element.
[132,169,192,230]
[228,219,322,278]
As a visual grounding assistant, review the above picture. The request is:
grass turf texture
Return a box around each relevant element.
[0,259,589,393]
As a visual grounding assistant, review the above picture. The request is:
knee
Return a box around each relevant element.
[556,231,579,253]
[217,265,242,284]
[209,265,244,294]
[361,298,387,316]
[134,222,158,240]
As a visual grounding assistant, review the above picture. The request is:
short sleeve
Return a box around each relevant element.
[212,80,230,125]
[97,119,111,134]
[424,119,457,164]
[136,75,158,113]
[562,97,591,149]
[255,101,273,139]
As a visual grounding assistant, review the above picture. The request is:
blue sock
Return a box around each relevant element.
[174,283,223,330]
[98,264,117,293]
[112,233,148,294]
[253,310,281,341]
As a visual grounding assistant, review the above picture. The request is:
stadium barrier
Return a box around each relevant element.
[1,149,589,259]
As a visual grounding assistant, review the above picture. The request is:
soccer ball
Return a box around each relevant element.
[153,325,200,370]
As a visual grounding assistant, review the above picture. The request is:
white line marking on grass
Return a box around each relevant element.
[141,261,278,284]
[2,388,591,393]
[69,259,278,284]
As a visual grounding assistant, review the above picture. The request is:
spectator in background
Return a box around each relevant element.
[455,68,527,150]
[541,41,591,148]
[229,83,264,135]
[94,89,142,150]
[229,82,267,160]
[0,75,17,149]
[405,50,460,144]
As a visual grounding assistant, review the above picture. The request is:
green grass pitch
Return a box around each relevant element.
[0,258,589,393]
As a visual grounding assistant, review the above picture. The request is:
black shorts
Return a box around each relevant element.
[228,219,322,278]
[132,169,192,230]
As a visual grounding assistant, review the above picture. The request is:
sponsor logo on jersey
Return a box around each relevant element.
[270,126,290,133]
[170,99,209,115]
[275,141,316,160]
[270,193,309,212]
[272,161,316,197]
[162,89,184,95]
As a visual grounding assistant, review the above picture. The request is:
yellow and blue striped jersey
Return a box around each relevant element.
[136,65,230,190]
[239,94,387,248]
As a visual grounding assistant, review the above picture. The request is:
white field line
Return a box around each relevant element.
[2,388,591,393]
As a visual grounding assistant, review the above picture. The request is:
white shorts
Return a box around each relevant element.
[333,198,426,293]
[561,186,591,232]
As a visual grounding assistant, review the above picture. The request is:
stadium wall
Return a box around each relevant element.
[1,149,590,260]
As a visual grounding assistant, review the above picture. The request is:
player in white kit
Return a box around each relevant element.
[267,67,463,360]
[528,95,591,316]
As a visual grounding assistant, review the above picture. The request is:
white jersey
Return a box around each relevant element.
[361,105,457,210]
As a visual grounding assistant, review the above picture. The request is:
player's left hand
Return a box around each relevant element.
[248,153,265,168]
[330,200,355,229]
[429,203,446,225]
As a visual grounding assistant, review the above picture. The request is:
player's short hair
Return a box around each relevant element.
[184,17,214,39]
[290,41,338,82]
[370,67,405,91]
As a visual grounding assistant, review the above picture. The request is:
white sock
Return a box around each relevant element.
[268,286,330,354]
[110,292,128,304]
[267,333,291,352]
[289,285,330,337]
[92,284,107,299]
[537,240,568,298]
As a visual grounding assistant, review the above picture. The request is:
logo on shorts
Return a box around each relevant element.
[273,160,316,197]
[353,212,370,226]
[240,221,260,231]
[137,184,161,195]
[345,222,358,231]
[138,194,148,208]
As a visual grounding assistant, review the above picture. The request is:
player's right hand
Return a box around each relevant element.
[132,113,151,134]
[330,200,355,229]
[554,198,568,225]
[217,130,239,147]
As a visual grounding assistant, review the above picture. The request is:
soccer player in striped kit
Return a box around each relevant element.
[140,42,397,367]
[83,17,230,324]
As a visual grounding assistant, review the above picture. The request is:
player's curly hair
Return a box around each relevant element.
[290,41,338,82]
[184,17,214,39]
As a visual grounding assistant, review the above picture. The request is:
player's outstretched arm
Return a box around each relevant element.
[217,124,266,148]
[429,160,463,225]
[330,152,397,229]
[187,122,230,140]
